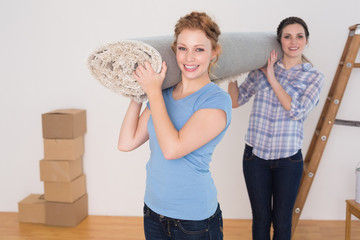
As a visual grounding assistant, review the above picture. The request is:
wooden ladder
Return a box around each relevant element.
[292,24,360,236]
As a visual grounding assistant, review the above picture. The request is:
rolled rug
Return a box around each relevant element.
[88,32,283,102]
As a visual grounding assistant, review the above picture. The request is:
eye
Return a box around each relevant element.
[178,46,186,51]
[195,48,205,52]
[298,35,304,39]
[283,35,290,39]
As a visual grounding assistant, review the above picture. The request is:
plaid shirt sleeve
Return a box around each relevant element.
[287,69,324,120]
[237,70,260,106]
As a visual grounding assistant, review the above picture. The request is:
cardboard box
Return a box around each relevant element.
[45,193,88,227]
[44,174,86,203]
[18,194,45,224]
[43,136,84,160]
[40,157,83,182]
[42,109,86,139]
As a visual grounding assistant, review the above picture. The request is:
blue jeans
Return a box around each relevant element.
[243,144,303,240]
[143,203,223,240]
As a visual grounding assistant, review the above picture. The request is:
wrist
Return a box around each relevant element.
[146,88,163,99]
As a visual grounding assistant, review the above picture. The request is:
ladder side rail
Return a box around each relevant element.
[291,26,360,236]
[305,32,355,162]
[292,48,357,234]
[327,33,353,101]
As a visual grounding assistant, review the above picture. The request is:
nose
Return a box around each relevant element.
[186,50,195,62]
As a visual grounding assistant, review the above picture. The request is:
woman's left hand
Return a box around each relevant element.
[133,61,167,97]
[261,49,277,81]
[261,50,292,110]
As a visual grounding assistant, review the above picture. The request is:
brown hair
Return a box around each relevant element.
[172,11,222,74]
[277,16,311,63]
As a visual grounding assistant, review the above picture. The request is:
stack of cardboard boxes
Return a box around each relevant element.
[18,109,88,227]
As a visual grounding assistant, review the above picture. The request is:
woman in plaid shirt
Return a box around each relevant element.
[228,17,324,240]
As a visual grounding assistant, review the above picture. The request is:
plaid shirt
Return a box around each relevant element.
[238,60,324,160]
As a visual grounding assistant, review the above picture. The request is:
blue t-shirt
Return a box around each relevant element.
[144,82,232,220]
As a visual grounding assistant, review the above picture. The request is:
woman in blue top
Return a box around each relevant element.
[228,17,324,240]
[118,11,232,240]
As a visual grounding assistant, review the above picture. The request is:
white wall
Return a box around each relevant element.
[1,0,359,220]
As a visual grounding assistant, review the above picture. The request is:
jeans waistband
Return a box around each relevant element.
[145,203,221,221]
[245,144,302,161]
[245,144,253,152]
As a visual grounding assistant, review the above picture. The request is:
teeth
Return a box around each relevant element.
[185,65,198,69]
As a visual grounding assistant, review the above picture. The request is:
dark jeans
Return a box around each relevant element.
[243,144,303,240]
[143,204,223,240]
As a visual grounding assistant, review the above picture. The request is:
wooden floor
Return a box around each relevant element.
[1,212,360,240]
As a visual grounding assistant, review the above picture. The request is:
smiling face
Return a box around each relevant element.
[175,29,216,81]
[280,23,308,61]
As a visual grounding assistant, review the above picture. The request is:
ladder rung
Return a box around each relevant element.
[340,62,360,68]
[334,119,360,127]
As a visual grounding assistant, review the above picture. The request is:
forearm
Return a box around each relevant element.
[118,100,144,151]
[228,81,240,108]
[267,74,292,110]
[264,50,291,110]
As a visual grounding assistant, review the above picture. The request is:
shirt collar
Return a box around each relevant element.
[277,59,312,72]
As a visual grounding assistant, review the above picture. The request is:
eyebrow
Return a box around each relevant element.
[177,42,206,47]
[283,32,305,35]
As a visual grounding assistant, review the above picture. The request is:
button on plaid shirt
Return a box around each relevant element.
[238,60,324,160]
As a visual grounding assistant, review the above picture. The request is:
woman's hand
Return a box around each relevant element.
[261,49,277,81]
[261,50,292,110]
[133,61,167,97]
